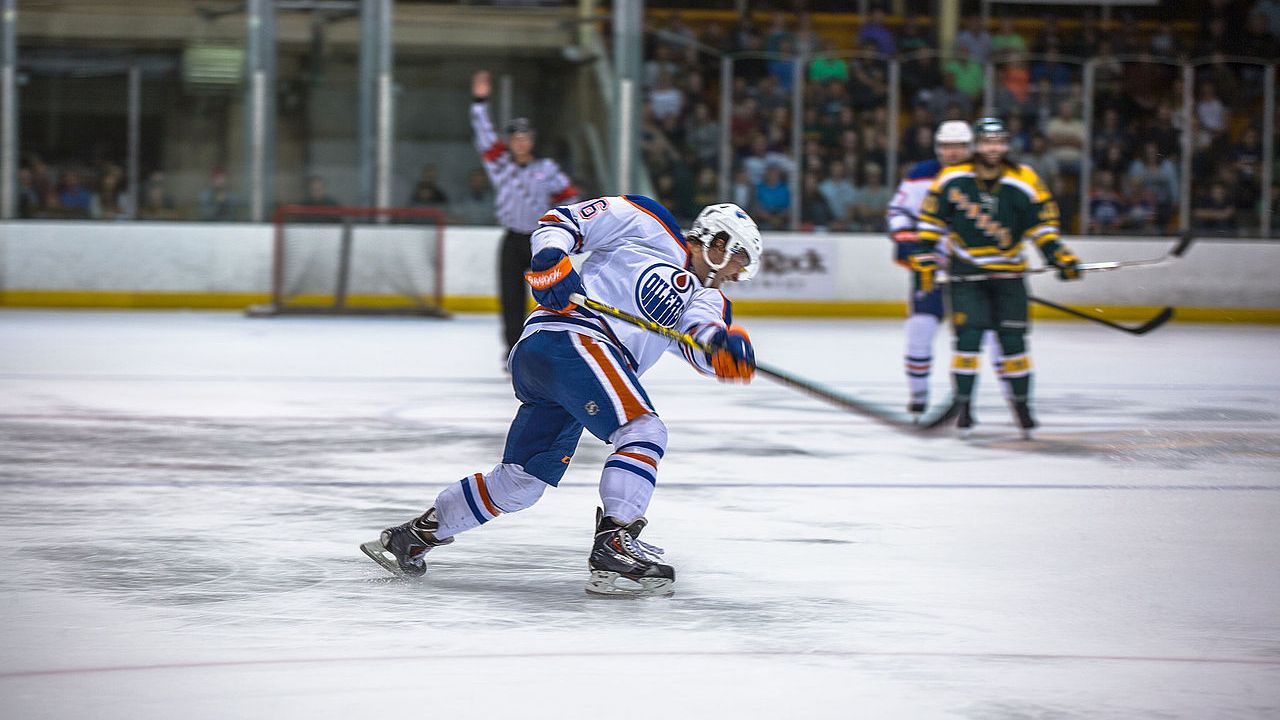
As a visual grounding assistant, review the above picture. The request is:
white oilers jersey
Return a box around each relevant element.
[886,159,943,235]
[887,159,956,266]
[517,195,731,377]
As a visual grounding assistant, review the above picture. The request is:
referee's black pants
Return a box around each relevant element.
[499,229,533,353]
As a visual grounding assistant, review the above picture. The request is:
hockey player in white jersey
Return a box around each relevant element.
[362,196,762,597]
[886,121,1004,419]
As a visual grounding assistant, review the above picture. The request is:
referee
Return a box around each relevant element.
[470,70,579,356]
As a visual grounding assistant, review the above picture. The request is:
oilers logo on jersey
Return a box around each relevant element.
[520,194,733,378]
[636,263,695,327]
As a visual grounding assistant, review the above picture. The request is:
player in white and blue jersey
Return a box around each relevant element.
[888,121,991,419]
[364,197,762,597]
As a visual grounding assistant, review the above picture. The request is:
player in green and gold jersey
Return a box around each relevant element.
[910,118,1082,438]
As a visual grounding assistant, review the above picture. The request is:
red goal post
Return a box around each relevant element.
[248,205,449,318]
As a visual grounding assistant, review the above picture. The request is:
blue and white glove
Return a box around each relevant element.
[705,325,755,383]
[524,248,583,312]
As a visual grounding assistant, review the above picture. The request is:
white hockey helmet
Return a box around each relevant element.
[687,203,763,284]
[934,120,974,152]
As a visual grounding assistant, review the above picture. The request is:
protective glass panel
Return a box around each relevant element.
[801,50,892,233]
[1188,59,1267,238]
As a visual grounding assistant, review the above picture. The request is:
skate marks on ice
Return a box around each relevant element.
[64,544,334,609]
[8,495,619,631]
[0,414,507,487]
[666,377,1280,472]
[743,383,1280,469]
[670,411,1280,476]
[1040,387,1280,425]
[949,389,1280,467]
[967,428,1280,466]
[345,541,870,641]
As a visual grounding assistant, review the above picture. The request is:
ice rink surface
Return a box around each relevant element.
[1,309,1278,719]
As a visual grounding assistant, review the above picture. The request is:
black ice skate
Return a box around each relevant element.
[1011,400,1037,440]
[908,394,928,422]
[585,508,675,598]
[955,401,976,438]
[360,507,453,578]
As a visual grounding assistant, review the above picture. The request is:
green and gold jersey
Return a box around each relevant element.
[916,161,1063,274]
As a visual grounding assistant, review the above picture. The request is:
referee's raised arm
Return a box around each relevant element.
[469,70,579,360]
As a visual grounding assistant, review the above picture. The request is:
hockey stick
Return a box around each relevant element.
[1029,295,1174,335]
[919,237,1192,428]
[916,300,1171,429]
[568,293,923,431]
[919,399,964,430]
[943,234,1194,283]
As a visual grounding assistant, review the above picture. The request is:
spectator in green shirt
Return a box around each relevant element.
[808,39,849,83]
[942,45,984,99]
[991,17,1027,60]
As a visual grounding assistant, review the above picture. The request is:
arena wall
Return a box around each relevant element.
[1,221,1276,322]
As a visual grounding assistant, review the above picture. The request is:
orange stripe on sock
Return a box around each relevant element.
[473,473,500,516]
[580,336,648,421]
[613,450,658,470]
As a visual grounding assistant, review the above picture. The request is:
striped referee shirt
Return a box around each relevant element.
[470,102,578,233]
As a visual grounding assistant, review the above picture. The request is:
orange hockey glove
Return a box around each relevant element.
[706,325,755,383]
[525,249,582,312]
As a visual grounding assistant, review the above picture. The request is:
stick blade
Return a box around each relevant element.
[1129,306,1175,335]
[1169,234,1195,258]
[918,400,962,431]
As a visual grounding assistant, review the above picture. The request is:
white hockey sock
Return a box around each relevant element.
[432,463,546,540]
[905,314,940,400]
[601,414,667,525]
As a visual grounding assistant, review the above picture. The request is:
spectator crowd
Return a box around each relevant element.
[10,1,1280,238]
[637,1,1280,236]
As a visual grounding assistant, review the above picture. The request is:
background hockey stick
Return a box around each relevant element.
[918,299,1173,429]
[568,293,927,432]
[926,235,1190,427]
[943,234,1194,283]
[1029,295,1174,335]
[919,399,964,429]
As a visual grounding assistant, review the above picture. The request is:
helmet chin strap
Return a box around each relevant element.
[699,235,731,287]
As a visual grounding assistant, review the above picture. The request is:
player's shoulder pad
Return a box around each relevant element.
[906,159,942,181]
[541,205,581,227]
[621,194,685,238]
[1014,162,1049,186]
[932,162,974,189]
[1005,163,1051,199]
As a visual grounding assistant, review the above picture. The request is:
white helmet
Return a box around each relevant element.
[934,120,974,154]
[687,203,763,285]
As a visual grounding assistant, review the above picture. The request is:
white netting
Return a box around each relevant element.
[266,207,446,315]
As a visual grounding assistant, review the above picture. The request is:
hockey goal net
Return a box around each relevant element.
[248,205,448,317]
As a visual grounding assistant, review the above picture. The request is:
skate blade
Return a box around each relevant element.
[584,570,674,598]
[360,540,420,580]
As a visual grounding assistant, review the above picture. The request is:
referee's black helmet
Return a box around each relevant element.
[505,117,535,135]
